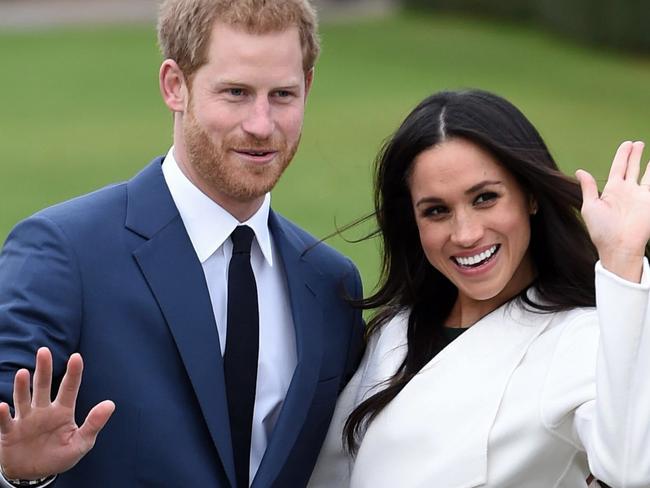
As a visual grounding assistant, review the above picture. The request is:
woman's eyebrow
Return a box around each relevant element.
[464,180,502,195]
[415,180,504,207]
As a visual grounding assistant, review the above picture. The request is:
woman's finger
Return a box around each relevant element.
[12,369,32,419]
[641,158,650,187]
[576,169,599,206]
[625,141,645,182]
[608,141,633,181]
[54,353,83,411]
[32,347,53,408]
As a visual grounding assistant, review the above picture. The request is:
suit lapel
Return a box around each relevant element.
[126,160,236,488]
[252,212,326,487]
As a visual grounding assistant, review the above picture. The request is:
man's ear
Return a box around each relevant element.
[159,59,189,112]
[304,68,315,99]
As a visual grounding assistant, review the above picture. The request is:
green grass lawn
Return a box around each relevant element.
[1,12,649,293]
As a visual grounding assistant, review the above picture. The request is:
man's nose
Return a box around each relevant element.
[242,98,274,140]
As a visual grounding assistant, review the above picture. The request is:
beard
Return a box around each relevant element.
[182,109,299,203]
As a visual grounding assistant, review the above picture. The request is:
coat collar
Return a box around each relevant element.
[161,150,274,265]
[125,157,177,239]
[354,298,554,488]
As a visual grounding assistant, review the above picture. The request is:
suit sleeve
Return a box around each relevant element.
[0,215,83,404]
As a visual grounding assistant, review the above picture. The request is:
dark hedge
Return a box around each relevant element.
[402,0,650,52]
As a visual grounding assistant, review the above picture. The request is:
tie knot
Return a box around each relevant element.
[231,225,255,254]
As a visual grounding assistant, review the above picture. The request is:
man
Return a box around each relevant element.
[0,1,364,486]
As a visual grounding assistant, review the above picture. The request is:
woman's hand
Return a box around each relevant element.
[0,348,115,480]
[577,140,650,282]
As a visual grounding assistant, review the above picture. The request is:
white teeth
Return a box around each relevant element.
[454,245,498,267]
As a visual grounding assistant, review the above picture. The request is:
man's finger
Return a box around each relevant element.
[625,141,645,182]
[54,353,83,410]
[32,347,53,408]
[78,400,115,451]
[608,141,633,181]
[576,169,599,206]
[12,370,31,419]
[0,403,14,434]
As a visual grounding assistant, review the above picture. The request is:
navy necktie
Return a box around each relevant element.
[224,225,259,488]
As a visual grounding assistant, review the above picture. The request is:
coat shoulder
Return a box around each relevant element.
[18,157,165,238]
[34,182,128,229]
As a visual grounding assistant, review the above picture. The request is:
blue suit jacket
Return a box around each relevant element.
[0,158,364,487]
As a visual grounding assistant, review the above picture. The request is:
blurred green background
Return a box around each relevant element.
[1,7,649,294]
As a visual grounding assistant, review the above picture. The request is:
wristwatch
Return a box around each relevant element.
[0,466,55,487]
[3,479,54,488]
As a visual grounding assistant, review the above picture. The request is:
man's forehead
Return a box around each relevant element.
[208,21,301,45]
[203,22,304,71]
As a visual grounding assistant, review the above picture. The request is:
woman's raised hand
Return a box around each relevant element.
[577,141,650,282]
[0,348,115,480]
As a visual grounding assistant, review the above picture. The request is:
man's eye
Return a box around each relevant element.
[227,88,245,97]
[475,192,498,205]
[274,90,295,100]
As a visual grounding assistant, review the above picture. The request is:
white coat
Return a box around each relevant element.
[309,261,650,488]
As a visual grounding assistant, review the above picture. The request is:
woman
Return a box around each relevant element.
[309,90,650,487]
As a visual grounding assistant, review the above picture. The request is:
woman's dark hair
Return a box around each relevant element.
[344,89,602,452]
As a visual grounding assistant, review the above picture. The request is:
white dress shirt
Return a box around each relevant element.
[162,148,297,483]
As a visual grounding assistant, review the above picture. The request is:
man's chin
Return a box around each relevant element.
[243,161,287,185]
[226,175,282,201]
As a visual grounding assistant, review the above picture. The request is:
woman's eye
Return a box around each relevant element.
[423,206,448,218]
[475,192,498,205]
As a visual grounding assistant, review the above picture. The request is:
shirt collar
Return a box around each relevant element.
[161,147,274,266]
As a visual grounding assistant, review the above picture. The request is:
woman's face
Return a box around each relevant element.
[408,138,535,312]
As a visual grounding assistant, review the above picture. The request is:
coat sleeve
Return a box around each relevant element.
[0,215,82,405]
[573,259,650,487]
[308,312,408,488]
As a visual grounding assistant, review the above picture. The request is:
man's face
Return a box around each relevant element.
[177,22,311,214]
